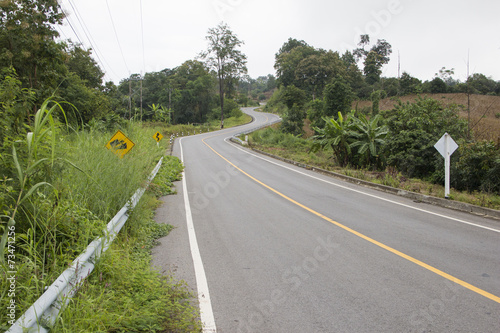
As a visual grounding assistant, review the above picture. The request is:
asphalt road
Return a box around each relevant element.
[152,107,500,333]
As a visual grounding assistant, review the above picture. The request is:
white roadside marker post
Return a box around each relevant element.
[434,133,458,199]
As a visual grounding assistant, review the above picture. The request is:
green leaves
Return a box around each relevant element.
[312,111,354,167]
[312,111,387,169]
[200,23,247,127]
[349,114,388,167]
[382,97,468,178]
[0,96,64,263]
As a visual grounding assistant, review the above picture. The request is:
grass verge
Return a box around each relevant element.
[143,114,253,139]
[249,126,500,210]
[53,177,201,332]
[1,118,201,331]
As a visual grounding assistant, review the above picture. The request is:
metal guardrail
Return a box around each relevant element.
[7,157,165,333]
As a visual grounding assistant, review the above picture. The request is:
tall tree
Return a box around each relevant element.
[399,72,422,95]
[353,34,392,84]
[323,78,353,117]
[0,0,65,97]
[66,43,104,89]
[294,51,345,100]
[274,40,317,88]
[200,23,247,128]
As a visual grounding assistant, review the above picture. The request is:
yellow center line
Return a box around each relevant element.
[200,135,500,304]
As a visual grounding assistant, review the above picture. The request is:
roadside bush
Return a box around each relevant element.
[209,98,242,120]
[281,104,305,135]
[307,99,326,129]
[381,97,467,179]
[453,141,500,193]
[251,127,311,151]
[263,86,287,115]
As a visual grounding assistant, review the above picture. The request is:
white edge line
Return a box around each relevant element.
[224,137,500,234]
[179,138,217,333]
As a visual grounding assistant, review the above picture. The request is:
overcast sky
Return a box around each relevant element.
[56,0,500,85]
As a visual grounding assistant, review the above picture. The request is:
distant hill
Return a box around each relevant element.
[353,93,500,142]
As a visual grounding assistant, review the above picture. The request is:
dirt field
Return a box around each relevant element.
[353,93,500,142]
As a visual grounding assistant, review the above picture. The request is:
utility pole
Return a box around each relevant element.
[128,75,143,120]
[397,50,401,96]
[397,50,401,79]
[140,76,143,121]
[128,80,132,119]
[466,49,471,139]
[168,86,172,110]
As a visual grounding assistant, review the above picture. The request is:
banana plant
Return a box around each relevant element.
[349,114,388,167]
[311,111,355,167]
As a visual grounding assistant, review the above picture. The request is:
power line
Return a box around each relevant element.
[66,0,105,68]
[106,0,130,74]
[65,0,120,82]
[58,2,84,46]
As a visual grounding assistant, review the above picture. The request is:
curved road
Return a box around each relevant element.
[152,107,500,333]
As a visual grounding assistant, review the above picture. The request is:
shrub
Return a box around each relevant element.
[382,97,467,179]
[453,141,500,193]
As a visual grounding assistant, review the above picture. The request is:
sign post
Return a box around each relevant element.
[434,133,458,199]
[153,131,163,147]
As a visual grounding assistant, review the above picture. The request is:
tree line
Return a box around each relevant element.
[1,2,263,138]
[265,36,500,194]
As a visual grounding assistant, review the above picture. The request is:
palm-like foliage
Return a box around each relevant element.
[312,111,354,167]
[349,114,388,167]
[312,112,389,169]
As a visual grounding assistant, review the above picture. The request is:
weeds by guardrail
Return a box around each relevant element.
[6,157,164,333]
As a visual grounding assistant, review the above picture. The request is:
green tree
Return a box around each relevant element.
[281,104,305,136]
[353,35,392,85]
[281,85,306,110]
[266,74,277,91]
[436,67,456,86]
[57,72,110,125]
[453,141,500,193]
[323,78,353,117]
[363,51,382,85]
[429,77,447,93]
[307,98,326,129]
[399,72,422,95]
[66,43,104,90]
[467,73,497,95]
[279,85,306,135]
[379,77,400,97]
[200,23,247,128]
[0,0,66,106]
[341,51,364,95]
[0,67,35,147]
[295,51,345,100]
[370,90,385,115]
[382,97,467,178]
[274,38,316,88]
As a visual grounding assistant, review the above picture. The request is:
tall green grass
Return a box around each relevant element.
[0,102,200,331]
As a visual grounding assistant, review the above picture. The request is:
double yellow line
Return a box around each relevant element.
[201,134,500,304]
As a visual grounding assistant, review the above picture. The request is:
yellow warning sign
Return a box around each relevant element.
[106,130,135,158]
[153,131,163,143]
